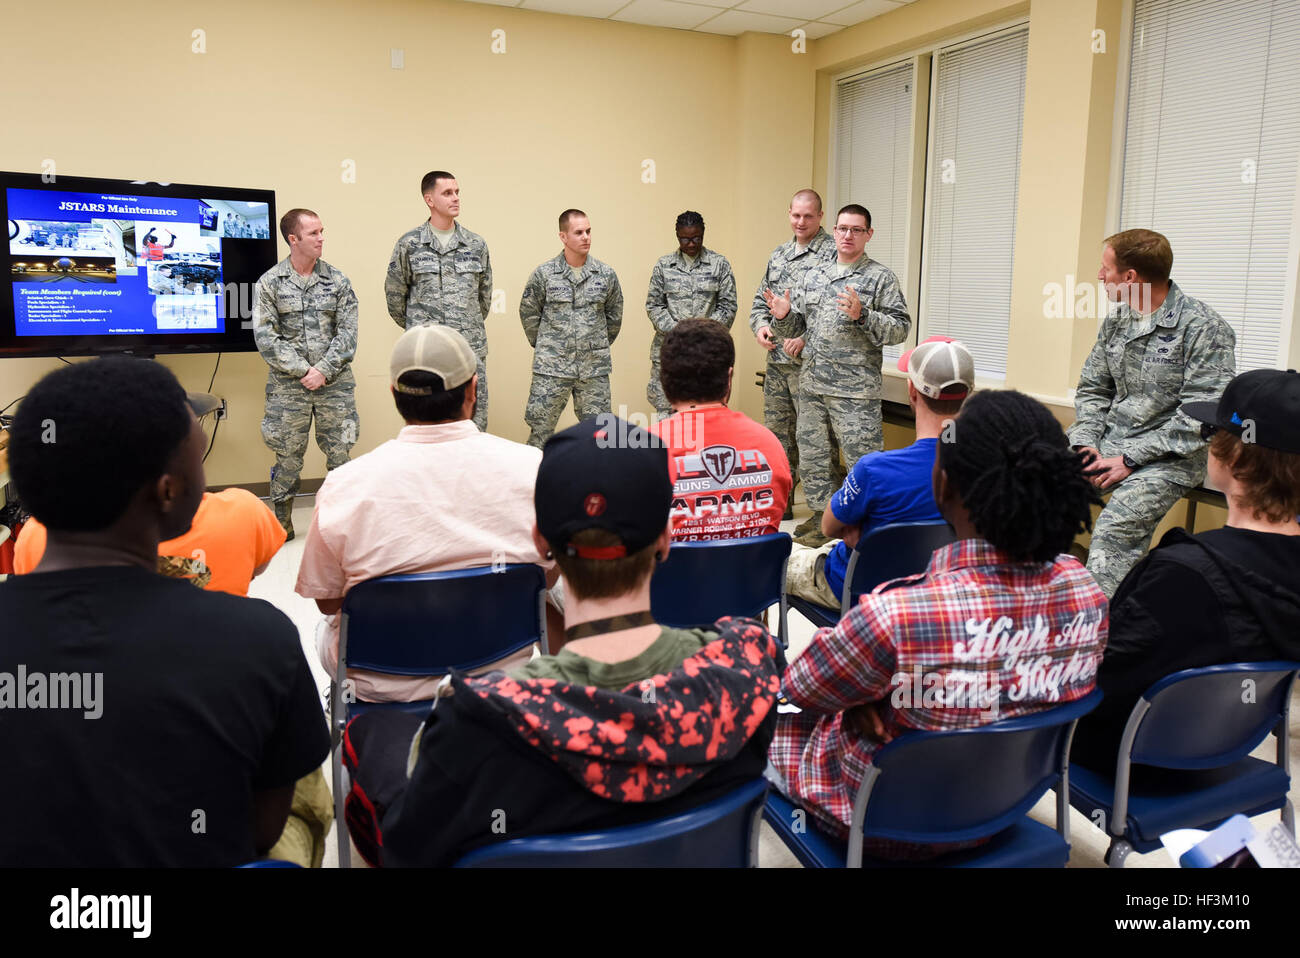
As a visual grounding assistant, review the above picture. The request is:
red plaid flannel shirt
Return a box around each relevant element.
[770,538,1108,837]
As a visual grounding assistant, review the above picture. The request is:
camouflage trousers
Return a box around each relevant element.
[647,359,671,418]
[763,362,802,489]
[525,373,612,448]
[1086,474,1187,598]
[262,371,359,505]
[797,391,882,513]
[471,353,489,433]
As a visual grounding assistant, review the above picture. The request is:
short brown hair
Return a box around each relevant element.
[660,318,734,404]
[279,208,318,243]
[1104,228,1173,284]
[791,188,822,212]
[554,528,657,601]
[1211,430,1300,522]
[917,389,967,417]
[559,208,587,232]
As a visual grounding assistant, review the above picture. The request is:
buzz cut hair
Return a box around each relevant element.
[279,208,319,243]
[421,170,456,196]
[559,208,588,232]
[791,188,823,212]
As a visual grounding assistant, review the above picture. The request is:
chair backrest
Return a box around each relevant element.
[454,779,769,867]
[854,691,1101,846]
[650,532,791,630]
[1127,662,1299,770]
[340,564,546,676]
[842,521,954,613]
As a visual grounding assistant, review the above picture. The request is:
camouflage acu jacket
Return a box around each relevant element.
[253,256,358,384]
[1068,280,1237,488]
[646,247,737,358]
[748,228,836,366]
[384,221,493,353]
[783,254,910,400]
[520,254,624,379]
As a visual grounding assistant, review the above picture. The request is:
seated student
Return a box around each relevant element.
[342,418,780,867]
[10,396,331,867]
[296,325,551,703]
[1071,369,1300,771]
[0,358,329,867]
[768,390,1108,858]
[785,336,973,608]
[13,392,285,594]
[648,318,791,540]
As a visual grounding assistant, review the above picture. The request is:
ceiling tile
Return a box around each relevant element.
[610,0,720,29]
[821,0,903,26]
[693,9,805,34]
[738,0,850,19]
[796,19,845,38]
[519,0,629,17]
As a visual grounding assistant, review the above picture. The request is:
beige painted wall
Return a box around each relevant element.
[3,0,1292,509]
[0,0,814,487]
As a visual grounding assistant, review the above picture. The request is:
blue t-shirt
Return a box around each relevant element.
[823,437,943,599]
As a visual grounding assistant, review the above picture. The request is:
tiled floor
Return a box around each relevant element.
[252,494,1300,869]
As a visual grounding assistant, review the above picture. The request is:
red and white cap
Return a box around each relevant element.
[897,335,975,400]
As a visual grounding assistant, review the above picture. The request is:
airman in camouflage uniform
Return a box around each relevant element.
[253,210,359,540]
[1069,266,1236,597]
[750,193,838,524]
[645,212,737,417]
[778,239,911,519]
[385,172,493,431]
[521,211,623,448]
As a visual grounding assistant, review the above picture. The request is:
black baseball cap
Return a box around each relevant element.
[1181,368,1300,454]
[534,417,672,560]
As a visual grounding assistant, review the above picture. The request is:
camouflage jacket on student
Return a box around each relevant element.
[645,247,737,358]
[253,257,358,384]
[781,254,911,400]
[748,228,837,366]
[519,254,624,379]
[1068,280,1237,488]
[384,221,493,353]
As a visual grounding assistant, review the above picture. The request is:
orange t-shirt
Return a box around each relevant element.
[13,488,286,596]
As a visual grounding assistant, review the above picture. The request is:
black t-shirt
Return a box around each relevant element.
[1072,527,1300,770]
[0,565,329,866]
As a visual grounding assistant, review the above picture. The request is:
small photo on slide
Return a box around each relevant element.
[136,221,206,265]
[11,253,117,284]
[202,199,271,240]
[9,219,118,256]
[155,295,218,330]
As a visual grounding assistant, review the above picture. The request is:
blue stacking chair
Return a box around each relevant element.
[765,691,1101,867]
[650,532,791,647]
[330,564,549,867]
[1067,661,1298,867]
[454,779,769,867]
[786,521,954,629]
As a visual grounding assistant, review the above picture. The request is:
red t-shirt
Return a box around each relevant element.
[650,406,792,541]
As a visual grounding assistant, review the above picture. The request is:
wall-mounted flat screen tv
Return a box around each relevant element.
[1,171,277,358]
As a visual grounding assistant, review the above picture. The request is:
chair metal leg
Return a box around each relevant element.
[1283,800,1295,838]
[1104,838,1133,868]
[332,742,350,869]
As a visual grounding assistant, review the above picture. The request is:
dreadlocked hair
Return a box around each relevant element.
[938,389,1101,562]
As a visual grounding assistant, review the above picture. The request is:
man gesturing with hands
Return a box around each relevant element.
[768,203,910,547]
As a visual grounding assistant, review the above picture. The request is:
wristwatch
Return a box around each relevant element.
[1121,453,1139,471]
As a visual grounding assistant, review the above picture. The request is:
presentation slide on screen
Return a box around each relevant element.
[6,189,269,337]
